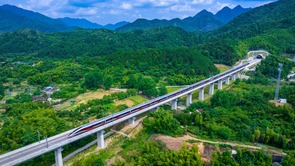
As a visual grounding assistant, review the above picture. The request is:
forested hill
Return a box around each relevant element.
[58,18,129,30]
[210,0,295,39]
[0,5,74,32]
[201,0,295,62]
[0,27,201,58]
[0,0,295,66]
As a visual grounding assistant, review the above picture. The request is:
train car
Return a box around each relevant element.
[68,120,105,137]
[69,62,251,138]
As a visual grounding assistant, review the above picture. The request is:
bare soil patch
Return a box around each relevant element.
[75,90,116,105]
[153,135,195,151]
[214,64,228,68]
[114,99,134,107]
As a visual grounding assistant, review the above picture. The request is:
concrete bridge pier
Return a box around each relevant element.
[236,72,241,78]
[171,99,178,110]
[225,76,230,85]
[218,80,223,89]
[54,147,63,166]
[97,130,105,148]
[198,87,204,101]
[186,92,192,106]
[232,73,236,81]
[209,83,214,95]
[128,117,136,126]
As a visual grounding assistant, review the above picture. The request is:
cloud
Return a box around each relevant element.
[109,9,123,15]
[134,0,179,8]
[170,4,196,12]
[67,0,108,7]
[26,0,54,10]
[75,7,97,16]
[191,0,214,5]
[121,2,133,10]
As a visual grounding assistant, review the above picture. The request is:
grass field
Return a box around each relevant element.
[128,95,148,105]
[54,91,148,111]
[214,64,230,73]
[166,86,183,93]
[114,99,134,107]
[54,90,117,111]
[75,90,116,105]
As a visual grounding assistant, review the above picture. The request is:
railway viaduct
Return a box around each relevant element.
[0,59,261,166]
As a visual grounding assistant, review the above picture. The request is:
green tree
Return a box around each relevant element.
[0,108,67,150]
[281,151,295,166]
[84,71,104,90]
[195,114,203,126]
[126,74,138,89]
[210,91,239,108]
[73,153,104,166]
[158,84,167,96]
[138,76,158,97]
[211,151,238,166]
[103,75,113,90]
[0,81,4,100]
[254,128,261,141]
[143,109,184,136]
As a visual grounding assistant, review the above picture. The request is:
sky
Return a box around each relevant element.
[0,0,276,25]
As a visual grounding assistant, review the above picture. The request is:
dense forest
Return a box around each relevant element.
[0,0,295,165]
[0,0,294,65]
[71,78,295,165]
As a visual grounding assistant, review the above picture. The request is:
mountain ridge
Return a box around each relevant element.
[0,5,74,32]
[58,17,129,30]
[0,4,251,33]
[117,6,251,32]
[0,0,294,65]
[0,4,129,32]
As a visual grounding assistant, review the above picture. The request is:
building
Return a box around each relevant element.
[41,86,59,97]
[278,99,287,104]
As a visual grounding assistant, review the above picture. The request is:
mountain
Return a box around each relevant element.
[58,17,103,29]
[0,9,55,32]
[201,0,295,64]
[1,0,294,65]
[0,26,201,57]
[117,6,251,32]
[182,9,223,31]
[0,5,74,32]
[58,18,129,30]
[215,5,251,24]
[211,0,295,39]
[115,18,183,32]
[0,4,248,33]
[103,21,129,30]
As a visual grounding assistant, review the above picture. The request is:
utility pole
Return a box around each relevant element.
[274,63,283,102]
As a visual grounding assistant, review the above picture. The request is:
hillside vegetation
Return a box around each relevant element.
[0,1,294,66]
[0,0,295,165]
[0,5,74,32]
[204,0,295,59]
